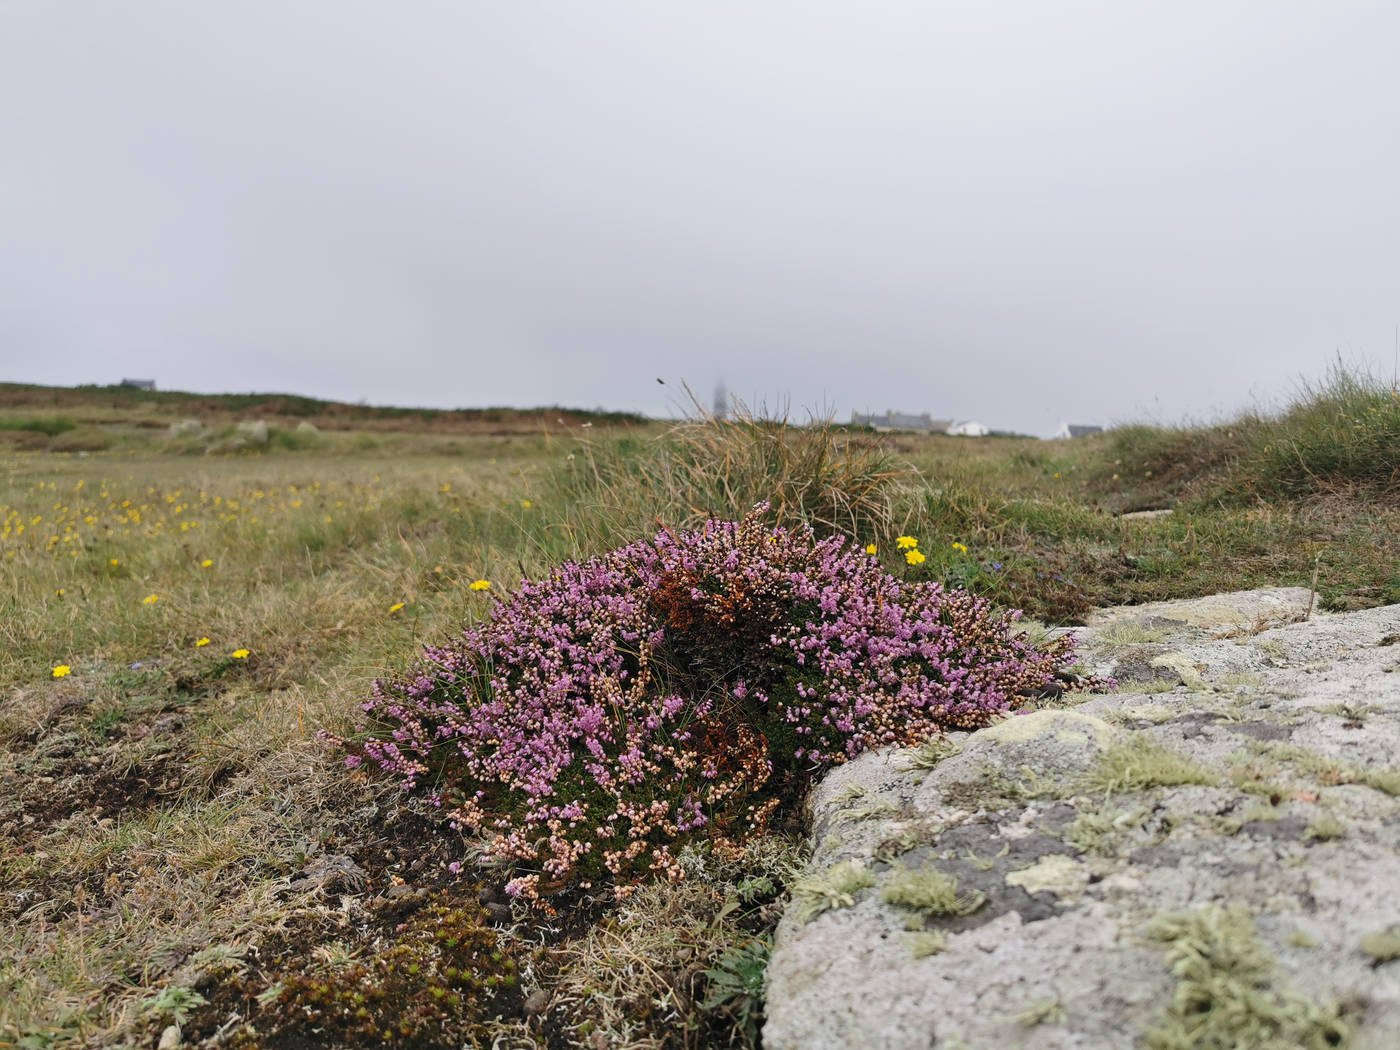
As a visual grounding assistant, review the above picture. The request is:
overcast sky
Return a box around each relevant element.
[3,2,1398,434]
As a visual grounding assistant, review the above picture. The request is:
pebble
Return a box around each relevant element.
[157,1024,181,1050]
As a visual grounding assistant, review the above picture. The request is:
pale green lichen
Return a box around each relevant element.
[1359,928,1400,964]
[1144,905,1349,1050]
[1080,735,1217,795]
[1289,929,1318,949]
[790,861,874,924]
[881,866,985,918]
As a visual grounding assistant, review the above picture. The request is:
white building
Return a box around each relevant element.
[946,420,990,437]
[1054,423,1104,439]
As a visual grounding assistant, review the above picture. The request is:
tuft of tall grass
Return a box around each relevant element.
[543,408,907,554]
[1100,362,1400,502]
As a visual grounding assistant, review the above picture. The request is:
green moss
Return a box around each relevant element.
[1359,928,1400,964]
[1252,740,1400,797]
[1095,622,1171,645]
[790,861,875,924]
[907,930,947,958]
[1303,814,1346,842]
[1063,806,1145,855]
[1080,735,1217,795]
[880,866,985,918]
[1144,905,1349,1050]
[1227,755,1286,800]
[902,735,962,770]
[1016,998,1067,1027]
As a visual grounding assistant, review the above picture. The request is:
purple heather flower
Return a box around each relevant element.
[344,505,1089,898]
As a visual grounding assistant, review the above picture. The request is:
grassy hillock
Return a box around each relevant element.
[0,382,648,454]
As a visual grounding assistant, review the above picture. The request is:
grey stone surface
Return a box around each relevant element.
[764,591,1400,1050]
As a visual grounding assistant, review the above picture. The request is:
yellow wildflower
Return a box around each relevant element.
[905,549,927,566]
[896,536,919,550]
[52,664,71,678]
[231,649,250,659]
[469,579,492,591]
[109,558,120,566]
[951,542,968,554]
[195,637,211,647]
[389,602,406,613]
[520,499,533,508]
[142,594,160,605]
[865,544,877,555]
[201,559,213,568]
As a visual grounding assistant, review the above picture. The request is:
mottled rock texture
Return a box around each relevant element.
[765,589,1400,1050]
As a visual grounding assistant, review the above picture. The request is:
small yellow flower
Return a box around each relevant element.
[142,594,160,605]
[904,549,927,566]
[52,664,71,678]
[1053,472,1060,479]
[865,543,877,555]
[389,602,406,613]
[109,558,120,566]
[951,542,968,554]
[195,637,211,647]
[520,499,533,508]
[201,559,213,568]
[231,649,250,659]
[469,579,492,591]
[55,588,65,597]
[896,536,919,550]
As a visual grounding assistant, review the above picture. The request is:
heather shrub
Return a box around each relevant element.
[345,505,1085,899]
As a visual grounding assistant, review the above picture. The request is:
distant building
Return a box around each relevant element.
[946,420,990,438]
[1054,423,1104,439]
[120,378,156,391]
[851,411,952,434]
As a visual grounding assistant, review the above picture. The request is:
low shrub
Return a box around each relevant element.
[344,505,1086,899]
[0,416,77,437]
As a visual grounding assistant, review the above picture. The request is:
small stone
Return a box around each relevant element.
[157,1024,181,1050]
[523,989,550,1015]
[485,902,511,924]
[385,884,416,899]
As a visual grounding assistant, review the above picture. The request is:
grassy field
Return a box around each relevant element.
[3,374,1397,1049]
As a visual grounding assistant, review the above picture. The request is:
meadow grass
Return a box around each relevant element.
[3,371,1398,1049]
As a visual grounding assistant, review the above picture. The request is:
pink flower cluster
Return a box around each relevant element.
[345,506,1084,897]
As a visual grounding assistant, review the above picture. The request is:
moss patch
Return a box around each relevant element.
[880,866,985,918]
[790,861,875,924]
[1144,905,1349,1050]
[1080,735,1217,795]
